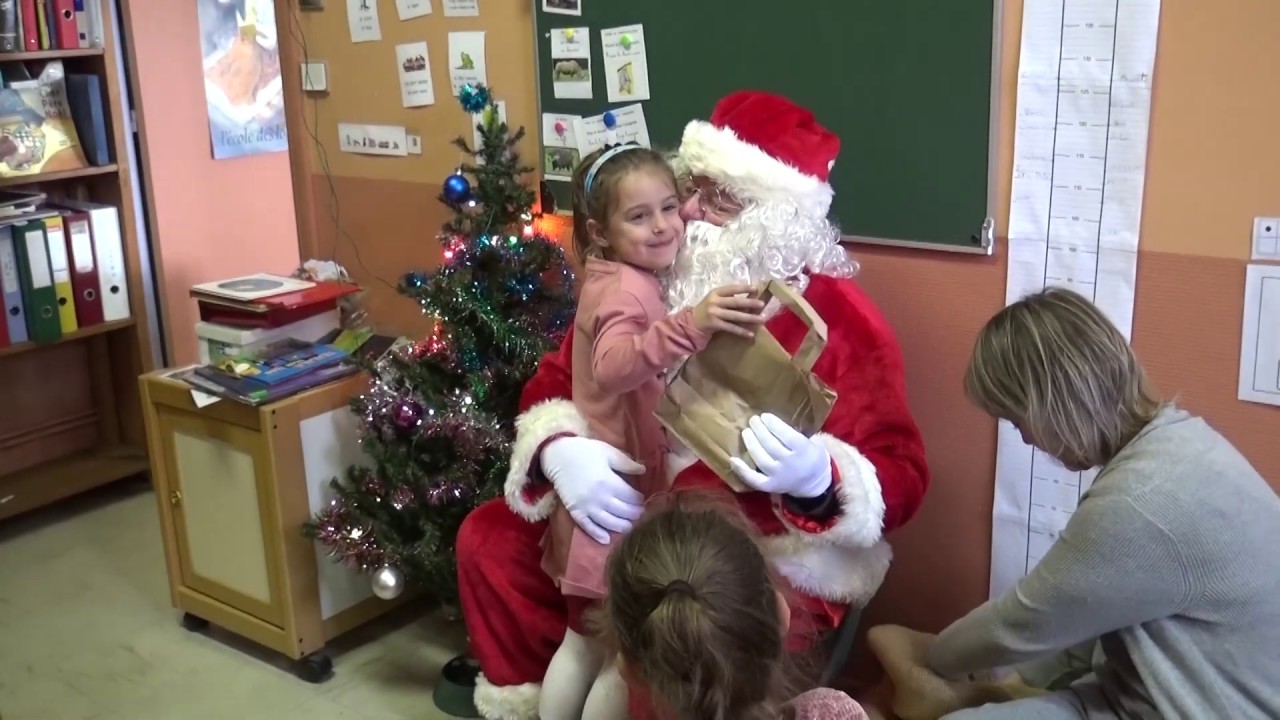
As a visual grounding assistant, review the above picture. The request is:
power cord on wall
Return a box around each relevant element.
[284,0,399,292]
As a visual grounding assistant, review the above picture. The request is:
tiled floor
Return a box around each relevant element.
[0,479,469,720]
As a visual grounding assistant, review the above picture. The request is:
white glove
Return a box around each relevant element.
[729,414,832,498]
[541,436,646,544]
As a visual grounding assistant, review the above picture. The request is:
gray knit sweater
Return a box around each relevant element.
[929,407,1280,719]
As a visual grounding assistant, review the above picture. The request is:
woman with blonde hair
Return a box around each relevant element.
[919,287,1280,719]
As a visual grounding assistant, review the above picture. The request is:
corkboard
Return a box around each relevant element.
[277,0,541,336]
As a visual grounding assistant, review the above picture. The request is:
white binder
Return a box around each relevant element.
[57,199,130,322]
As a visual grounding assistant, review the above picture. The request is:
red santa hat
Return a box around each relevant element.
[677,91,839,219]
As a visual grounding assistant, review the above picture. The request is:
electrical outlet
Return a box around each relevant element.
[1253,216,1280,261]
[301,62,328,93]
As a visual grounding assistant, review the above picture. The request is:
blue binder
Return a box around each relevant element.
[0,225,28,344]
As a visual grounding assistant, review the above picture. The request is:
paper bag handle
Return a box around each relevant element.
[756,280,828,371]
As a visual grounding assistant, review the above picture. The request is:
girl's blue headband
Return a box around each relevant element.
[584,144,642,195]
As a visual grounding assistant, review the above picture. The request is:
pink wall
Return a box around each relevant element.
[124,0,300,366]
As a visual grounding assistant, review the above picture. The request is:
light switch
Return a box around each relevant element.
[1252,216,1280,261]
[408,134,422,155]
[301,62,328,93]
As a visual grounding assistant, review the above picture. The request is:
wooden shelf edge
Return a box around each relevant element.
[0,444,148,522]
[0,164,120,188]
[0,317,137,360]
[0,48,106,61]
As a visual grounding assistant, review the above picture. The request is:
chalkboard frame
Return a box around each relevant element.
[531,0,1003,256]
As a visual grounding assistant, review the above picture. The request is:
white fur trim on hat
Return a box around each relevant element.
[474,674,540,720]
[678,119,835,219]
[504,399,587,523]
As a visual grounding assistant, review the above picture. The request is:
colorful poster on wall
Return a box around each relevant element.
[197,0,289,160]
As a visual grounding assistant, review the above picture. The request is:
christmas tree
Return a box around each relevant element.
[305,84,575,605]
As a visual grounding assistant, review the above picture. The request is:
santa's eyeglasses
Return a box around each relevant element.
[677,174,745,218]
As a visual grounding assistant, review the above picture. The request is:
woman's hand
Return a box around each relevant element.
[730,414,833,498]
[692,284,765,338]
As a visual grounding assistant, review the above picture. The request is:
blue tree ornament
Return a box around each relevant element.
[443,172,472,204]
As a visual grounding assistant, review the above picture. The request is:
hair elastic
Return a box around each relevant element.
[663,578,698,600]
[584,143,642,195]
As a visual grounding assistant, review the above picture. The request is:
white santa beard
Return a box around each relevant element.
[662,201,857,315]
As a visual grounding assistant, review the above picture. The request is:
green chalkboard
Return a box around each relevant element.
[534,1,997,253]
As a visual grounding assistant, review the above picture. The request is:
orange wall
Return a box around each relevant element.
[855,0,1280,646]
[124,0,300,366]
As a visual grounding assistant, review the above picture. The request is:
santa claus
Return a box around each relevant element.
[455,90,930,719]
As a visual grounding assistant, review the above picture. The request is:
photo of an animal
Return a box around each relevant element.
[543,147,580,176]
[551,57,590,83]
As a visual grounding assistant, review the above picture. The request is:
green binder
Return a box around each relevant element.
[12,220,60,344]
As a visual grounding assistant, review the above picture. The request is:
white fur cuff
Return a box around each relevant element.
[474,674,541,720]
[764,536,893,607]
[813,433,887,548]
[504,399,588,523]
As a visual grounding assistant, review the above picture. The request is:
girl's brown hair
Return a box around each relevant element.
[964,286,1164,468]
[571,145,677,262]
[603,492,797,720]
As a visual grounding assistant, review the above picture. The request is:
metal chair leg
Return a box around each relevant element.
[820,606,863,686]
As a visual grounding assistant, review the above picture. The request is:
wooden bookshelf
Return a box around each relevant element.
[0,444,148,522]
[0,164,119,188]
[0,48,106,61]
[0,8,156,521]
[0,318,135,360]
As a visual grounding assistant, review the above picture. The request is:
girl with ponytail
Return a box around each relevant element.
[603,494,870,720]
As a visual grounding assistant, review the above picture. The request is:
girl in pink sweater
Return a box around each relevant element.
[604,494,870,720]
[539,144,765,720]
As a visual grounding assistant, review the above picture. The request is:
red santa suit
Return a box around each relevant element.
[455,91,930,720]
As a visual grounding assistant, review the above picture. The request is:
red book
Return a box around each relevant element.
[19,0,38,51]
[63,211,103,327]
[50,0,78,50]
[197,298,341,329]
[0,295,9,347]
[192,280,360,329]
[254,281,361,310]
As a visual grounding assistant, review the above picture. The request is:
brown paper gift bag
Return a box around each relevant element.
[655,280,837,491]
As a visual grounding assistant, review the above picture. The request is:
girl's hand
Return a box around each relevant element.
[692,284,766,338]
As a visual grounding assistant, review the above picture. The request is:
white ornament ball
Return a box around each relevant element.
[371,565,405,600]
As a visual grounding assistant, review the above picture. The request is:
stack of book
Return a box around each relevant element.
[177,335,358,406]
[190,273,360,364]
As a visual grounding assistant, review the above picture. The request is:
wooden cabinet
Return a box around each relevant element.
[141,370,410,682]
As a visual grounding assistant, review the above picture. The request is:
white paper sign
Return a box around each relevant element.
[990,0,1161,601]
[396,41,436,107]
[601,24,650,102]
[549,27,591,100]
[443,0,479,16]
[338,123,409,157]
[396,0,432,20]
[1238,263,1280,408]
[573,104,650,156]
[541,113,581,180]
[346,0,381,43]
[448,31,487,94]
